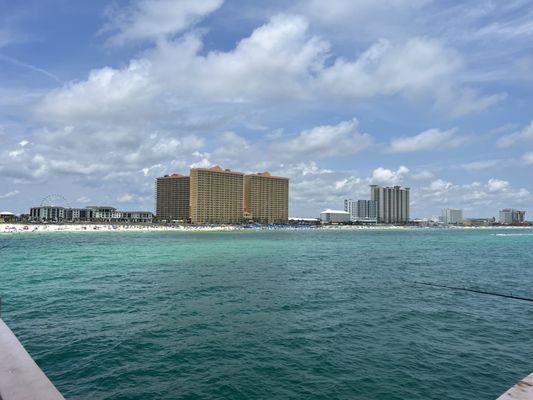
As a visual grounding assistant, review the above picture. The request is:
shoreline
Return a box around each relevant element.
[1,223,532,234]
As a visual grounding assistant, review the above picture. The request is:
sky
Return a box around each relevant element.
[1,0,533,218]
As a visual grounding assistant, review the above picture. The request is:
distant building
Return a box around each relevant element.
[30,206,67,222]
[244,172,289,224]
[320,209,350,224]
[0,211,17,223]
[344,199,377,223]
[499,209,526,225]
[30,206,153,223]
[442,208,463,225]
[155,174,190,222]
[189,166,244,224]
[463,218,495,227]
[370,185,410,224]
[288,217,320,225]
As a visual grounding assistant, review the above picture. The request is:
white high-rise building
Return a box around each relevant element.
[370,185,410,224]
[442,208,463,225]
[499,209,525,224]
[344,199,377,223]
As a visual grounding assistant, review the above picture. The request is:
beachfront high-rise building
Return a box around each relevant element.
[442,208,463,225]
[499,209,525,225]
[343,199,377,223]
[244,172,289,224]
[155,174,190,222]
[370,185,410,224]
[189,166,245,224]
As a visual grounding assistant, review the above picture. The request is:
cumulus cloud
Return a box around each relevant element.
[275,119,373,159]
[486,178,509,192]
[415,177,531,215]
[371,166,409,185]
[36,60,156,122]
[35,13,502,124]
[497,121,533,147]
[428,179,452,191]
[103,0,224,45]
[387,128,466,153]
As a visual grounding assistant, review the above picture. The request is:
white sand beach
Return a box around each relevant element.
[0,223,240,234]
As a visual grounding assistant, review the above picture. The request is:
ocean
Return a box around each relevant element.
[1,228,532,399]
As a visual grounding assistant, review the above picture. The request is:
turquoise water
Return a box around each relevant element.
[1,229,533,399]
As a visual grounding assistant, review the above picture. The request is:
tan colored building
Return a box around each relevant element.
[155,174,190,222]
[189,166,244,224]
[244,172,289,224]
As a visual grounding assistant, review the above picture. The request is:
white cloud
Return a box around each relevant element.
[486,178,509,192]
[275,118,373,159]
[103,0,224,45]
[76,196,91,204]
[428,179,453,191]
[371,166,409,185]
[0,190,20,199]
[117,193,135,203]
[497,121,533,147]
[35,14,502,124]
[37,60,156,122]
[461,159,503,170]
[522,152,533,165]
[411,170,434,180]
[387,128,465,153]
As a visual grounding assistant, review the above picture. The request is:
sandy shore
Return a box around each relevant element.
[1,223,531,234]
[0,223,240,234]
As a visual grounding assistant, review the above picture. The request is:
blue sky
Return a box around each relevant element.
[1,0,533,218]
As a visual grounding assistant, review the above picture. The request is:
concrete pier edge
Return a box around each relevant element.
[0,318,64,400]
[498,373,533,400]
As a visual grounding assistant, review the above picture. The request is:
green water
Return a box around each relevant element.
[1,229,532,399]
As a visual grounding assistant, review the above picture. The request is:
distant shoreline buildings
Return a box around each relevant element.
[1,170,529,227]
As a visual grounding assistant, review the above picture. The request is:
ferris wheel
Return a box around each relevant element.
[40,194,71,208]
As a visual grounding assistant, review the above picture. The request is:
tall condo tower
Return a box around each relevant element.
[370,185,410,224]
[189,166,244,224]
[244,172,289,224]
[155,174,190,222]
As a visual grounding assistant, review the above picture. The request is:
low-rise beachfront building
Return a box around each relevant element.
[0,211,17,223]
[320,209,350,224]
[29,206,153,223]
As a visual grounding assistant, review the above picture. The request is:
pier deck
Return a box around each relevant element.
[0,318,64,400]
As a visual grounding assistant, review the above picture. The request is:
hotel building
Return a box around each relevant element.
[370,185,410,224]
[155,174,190,222]
[442,208,463,225]
[344,199,377,223]
[499,209,525,225]
[189,166,245,224]
[244,172,289,224]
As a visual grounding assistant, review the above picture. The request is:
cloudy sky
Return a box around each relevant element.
[1,0,532,218]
